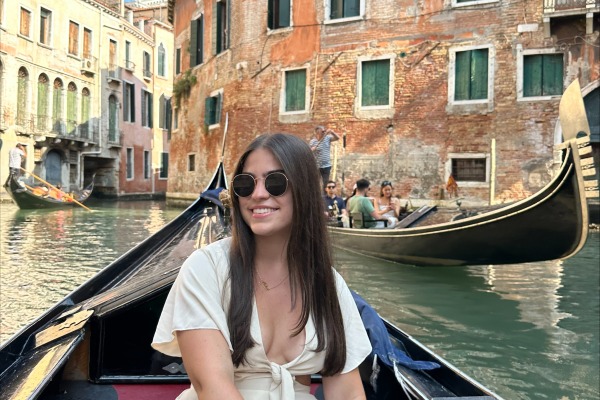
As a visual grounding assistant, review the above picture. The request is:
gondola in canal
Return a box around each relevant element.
[329,80,599,266]
[3,173,95,210]
[0,160,501,400]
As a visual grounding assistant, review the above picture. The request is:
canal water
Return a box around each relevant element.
[0,200,598,399]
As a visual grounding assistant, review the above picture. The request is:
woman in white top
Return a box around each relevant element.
[152,133,372,400]
[373,181,401,228]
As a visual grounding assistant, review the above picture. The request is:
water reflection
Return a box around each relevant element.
[0,201,182,343]
[334,232,599,399]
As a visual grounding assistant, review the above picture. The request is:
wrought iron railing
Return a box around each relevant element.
[124,59,136,71]
[543,0,599,12]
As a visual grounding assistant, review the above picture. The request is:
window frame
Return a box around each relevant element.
[143,51,152,79]
[108,94,118,142]
[204,88,223,129]
[68,20,80,56]
[355,54,395,119]
[159,152,169,179]
[157,43,166,77]
[126,147,134,180]
[214,1,229,55]
[0,0,5,28]
[451,0,499,8]
[447,44,495,107]
[141,89,153,128]
[280,66,309,115]
[190,15,204,67]
[517,45,564,101]
[324,0,364,25]
[82,27,92,59]
[175,47,181,74]
[445,153,490,188]
[19,6,33,39]
[125,40,134,71]
[143,150,151,179]
[123,81,135,123]
[39,7,53,46]
[188,153,196,172]
[268,0,292,31]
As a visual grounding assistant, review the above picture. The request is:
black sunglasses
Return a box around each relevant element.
[232,172,289,197]
[326,185,336,189]
[381,180,392,186]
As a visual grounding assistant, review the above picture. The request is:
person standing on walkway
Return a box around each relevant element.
[4,142,26,186]
[309,126,340,190]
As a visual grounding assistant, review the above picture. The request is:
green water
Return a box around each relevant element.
[0,200,598,399]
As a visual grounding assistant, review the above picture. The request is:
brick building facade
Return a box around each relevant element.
[167,0,599,206]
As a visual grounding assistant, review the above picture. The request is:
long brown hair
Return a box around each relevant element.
[228,133,346,375]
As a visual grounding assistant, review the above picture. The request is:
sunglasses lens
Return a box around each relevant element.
[265,173,288,196]
[232,174,255,197]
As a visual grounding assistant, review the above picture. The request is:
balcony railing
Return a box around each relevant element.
[124,59,135,71]
[543,0,599,12]
[108,129,123,147]
[143,69,153,79]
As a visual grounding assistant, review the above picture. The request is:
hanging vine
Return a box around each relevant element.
[173,70,197,106]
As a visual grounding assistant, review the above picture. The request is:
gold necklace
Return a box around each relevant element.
[256,270,289,291]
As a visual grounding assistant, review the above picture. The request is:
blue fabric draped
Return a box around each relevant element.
[200,188,225,209]
[352,291,440,370]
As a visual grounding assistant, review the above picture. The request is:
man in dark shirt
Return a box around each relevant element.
[323,180,347,218]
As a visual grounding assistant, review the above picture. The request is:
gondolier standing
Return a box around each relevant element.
[4,142,26,187]
[309,125,340,190]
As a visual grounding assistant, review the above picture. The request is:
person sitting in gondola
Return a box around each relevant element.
[373,181,403,228]
[48,184,64,201]
[31,185,50,197]
[347,178,387,228]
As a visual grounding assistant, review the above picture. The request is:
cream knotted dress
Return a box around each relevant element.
[152,238,372,400]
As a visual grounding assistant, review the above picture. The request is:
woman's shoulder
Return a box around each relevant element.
[182,238,231,276]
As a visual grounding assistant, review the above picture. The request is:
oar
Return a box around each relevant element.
[20,168,93,212]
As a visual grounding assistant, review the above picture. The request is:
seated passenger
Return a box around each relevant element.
[373,181,402,228]
[323,180,347,218]
[347,178,386,228]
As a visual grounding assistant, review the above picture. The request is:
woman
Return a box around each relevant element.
[373,181,401,228]
[152,133,371,400]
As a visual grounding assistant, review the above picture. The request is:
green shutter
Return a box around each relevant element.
[149,92,153,128]
[141,89,147,126]
[286,70,306,111]
[176,48,181,74]
[37,82,48,129]
[344,0,360,17]
[524,55,542,97]
[226,0,231,50]
[280,0,291,27]
[362,60,389,106]
[212,2,217,55]
[215,93,222,124]
[159,94,165,128]
[190,18,198,67]
[205,96,214,125]
[166,98,172,133]
[199,15,204,64]
[67,89,77,134]
[130,84,136,122]
[470,49,488,100]
[542,54,563,96]
[454,51,470,101]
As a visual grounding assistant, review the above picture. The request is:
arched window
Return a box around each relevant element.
[37,74,49,131]
[17,67,29,126]
[67,82,77,134]
[52,78,64,134]
[108,95,118,142]
[81,88,90,138]
[158,43,166,77]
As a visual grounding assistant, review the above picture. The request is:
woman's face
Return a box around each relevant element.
[382,185,393,198]
[238,148,293,239]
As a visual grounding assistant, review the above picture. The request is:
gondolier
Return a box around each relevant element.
[309,125,340,190]
[4,142,26,186]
